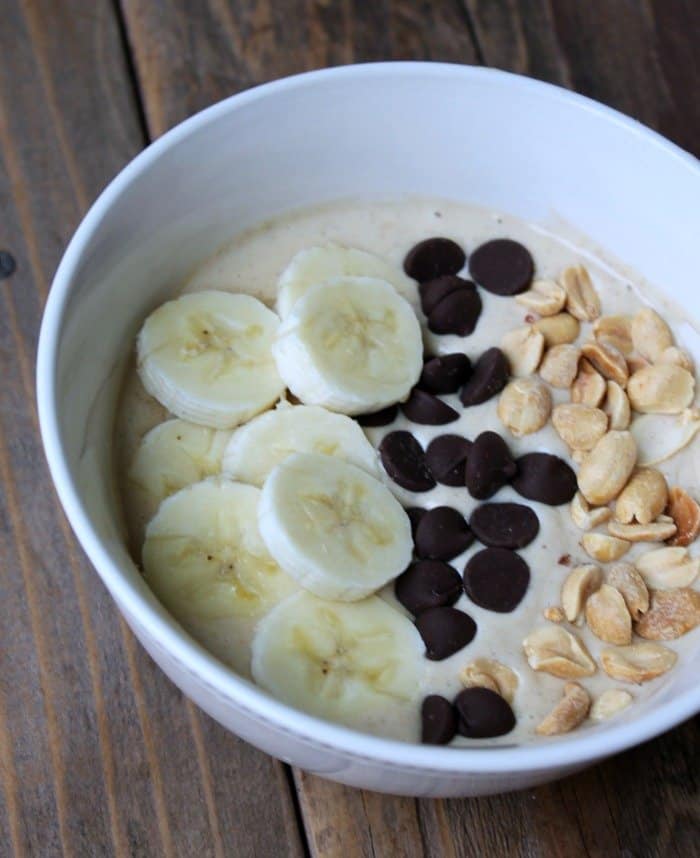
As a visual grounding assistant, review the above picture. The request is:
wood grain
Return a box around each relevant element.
[119,0,478,136]
[0,1,304,856]
[1,0,699,856]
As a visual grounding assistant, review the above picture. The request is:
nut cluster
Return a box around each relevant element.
[501,264,699,737]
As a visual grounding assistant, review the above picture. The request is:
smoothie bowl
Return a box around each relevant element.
[37,63,700,797]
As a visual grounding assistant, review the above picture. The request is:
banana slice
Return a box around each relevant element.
[142,477,297,675]
[222,402,378,486]
[251,591,424,737]
[137,290,285,429]
[258,452,412,601]
[276,243,420,317]
[126,418,229,547]
[272,277,423,415]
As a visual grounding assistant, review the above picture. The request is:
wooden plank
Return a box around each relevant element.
[0,1,305,856]
[119,0,478,136]
[463,0,700,156]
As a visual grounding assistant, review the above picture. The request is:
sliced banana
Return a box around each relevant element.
[276,243,420,318]
[126,418,229,547]
[258,452,413,601]
[251,591,424,737]
[272,277,423,415]
[222,402,378,486]
[142,477,297,675]
[137,290,285,429]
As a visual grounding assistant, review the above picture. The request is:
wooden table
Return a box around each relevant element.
[1,2,699,855]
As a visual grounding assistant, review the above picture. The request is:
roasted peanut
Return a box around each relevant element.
[604,381,631,430]
[600,643,677,683]
[593,315,633,355]
[634,589,700,640]
[552,403,608,451]
[667,486,700,546]
[581,533,631,562]
[515,279,567,316]
[539,344,581,388]
[584,584,632,645]
[523,626,596,679]
[534,313,580,346]
[498,378,552,437]
[560,266,601,322]
[631,308,674,362]
[577,431,637,505]
[607,563,649,620]
[627,364,695,414]
[614,468,668,525]
[571,359,606,407]
[561,564,603,621]
[500,326,545,377]
[589,689,633,721]
[635,547,700,590]
[536,683,591,736]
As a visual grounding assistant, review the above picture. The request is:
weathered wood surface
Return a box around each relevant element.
[1,0,698,855]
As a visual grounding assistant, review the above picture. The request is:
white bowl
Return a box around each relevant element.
[37,63,700,797]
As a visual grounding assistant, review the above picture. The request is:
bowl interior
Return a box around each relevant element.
[40,64,700,767]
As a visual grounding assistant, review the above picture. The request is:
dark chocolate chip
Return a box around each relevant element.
[406,507,427,539]
[357,404,399,427]
[378,431,436,492]
[465,431,517,500]
[459,348,509,407]
[428,285,483,336]
[395,559,463,615]
[463,547,530,612]
[512,452,578,505]
[414,506,474,561]
[419,275,470,315]
[419,354,472,394]
[454,687,516,738]
[421,695,458,745]
[0,251,16,280]
[468,238,534,296]
[425,434,472,486]
[416,607,477,660]
[469,502,540,549]
[404,238,466,283]
[402,389,459,425]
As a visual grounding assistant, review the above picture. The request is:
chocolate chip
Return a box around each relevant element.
[512,452,578,505]
[419,275,469,315]
[421,695,458,745]
[465,431,516,500]
[459,348,509,406]
[425,434,472,486]
[469,502,540,549]
[404,238,466,282]
[378,431,436,492]
[406,507,427,539]
[468,239,534,296]
[401,389,459,425]
[0,251,16,280]
[428,285,482,336]
[414,507,474,561]
[415,607,477,660]
[357,404,399,427]
[419,354,472,394]
[463,547,530,612]
[395,560,463,615]
[454,687,516,738]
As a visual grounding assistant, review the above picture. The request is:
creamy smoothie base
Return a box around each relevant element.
[115,197,700,745]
